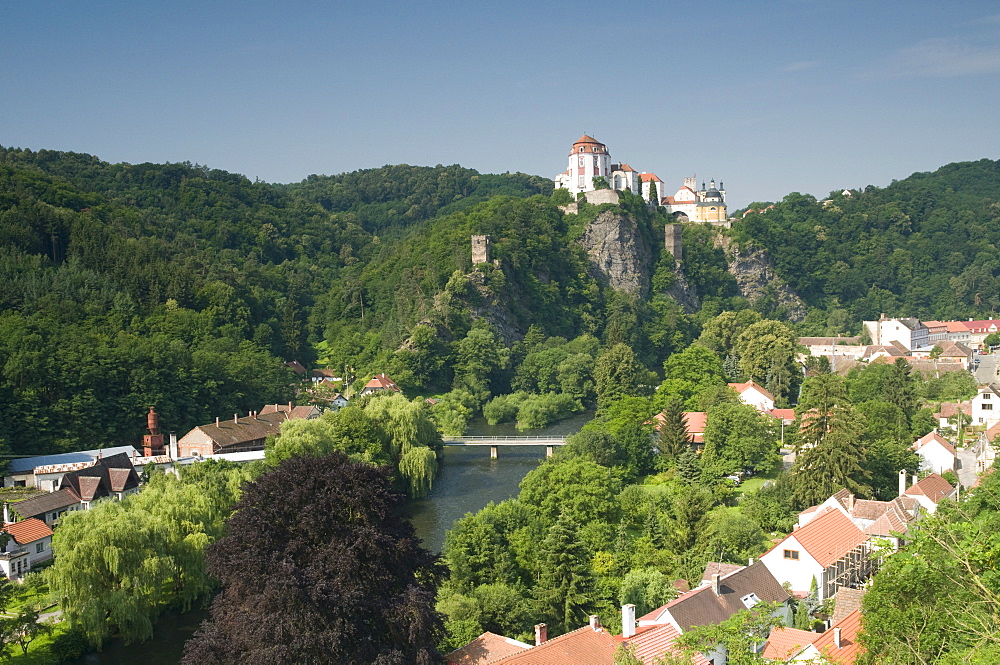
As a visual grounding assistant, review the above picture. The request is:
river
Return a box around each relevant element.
[68,410,592,663]
[408,409,594,552]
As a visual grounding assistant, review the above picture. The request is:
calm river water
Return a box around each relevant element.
[70,411,592,663]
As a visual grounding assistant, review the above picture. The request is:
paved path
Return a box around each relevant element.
[974,352,999,383]
[956,444,979,489]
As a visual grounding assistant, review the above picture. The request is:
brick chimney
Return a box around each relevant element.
[589,615,600,631]
[534,623,547,646]
[834,627,842,648]
[621,604,636,638]
[711,573,720,595]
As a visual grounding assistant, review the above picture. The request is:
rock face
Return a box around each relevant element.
[577,210,653,297]
[715,235,807,321]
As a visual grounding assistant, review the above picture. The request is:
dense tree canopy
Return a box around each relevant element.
[183,453,443,665]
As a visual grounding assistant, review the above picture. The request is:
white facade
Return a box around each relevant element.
[554,135,613,196]
[971,385,1000,426]
[729,381,775,413]
[759,534,824,599]
[912,432,956,475]
[863,316,929,351]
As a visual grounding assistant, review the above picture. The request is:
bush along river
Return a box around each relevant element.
[67,411,591,663]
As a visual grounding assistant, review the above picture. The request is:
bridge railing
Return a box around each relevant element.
[447,435,566,442]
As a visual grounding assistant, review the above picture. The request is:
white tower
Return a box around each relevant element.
[557,135,612,196]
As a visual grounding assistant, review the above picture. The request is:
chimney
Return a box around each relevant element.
[834,627,842,648]
[234,413,239,424]
[534,623,547,646]
[748,557,754,566]
[589,615,600,631]
[847,494,855,511]
[622,604,636,638]
[912,473,919,487]
[899,469,908,496]
[169,433,178,460]
[288,401,292,410]
[216,417,220,427]
[2,502,8,524]
[711,573,720,595]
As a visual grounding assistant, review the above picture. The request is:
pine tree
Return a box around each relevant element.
[534,516,597,634]
[655,398,691,467]
[676,447,702,485]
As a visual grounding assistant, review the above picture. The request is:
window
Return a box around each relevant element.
[783,549,799,560]
[740,593,760,609]
[35,542,44,553]
[984,403,993,410]
[984,393,991,399]
[578,175,585,188]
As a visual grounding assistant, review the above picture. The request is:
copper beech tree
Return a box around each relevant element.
[182,452,443,665]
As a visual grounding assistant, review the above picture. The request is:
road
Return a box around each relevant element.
[973,351,999,384]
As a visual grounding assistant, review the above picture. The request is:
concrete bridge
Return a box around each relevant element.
[441,435,568,459]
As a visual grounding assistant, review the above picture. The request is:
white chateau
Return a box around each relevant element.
[553,135,728,223]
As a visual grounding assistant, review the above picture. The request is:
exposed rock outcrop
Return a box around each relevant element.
[577,210,653,297]
[715,235,807,321]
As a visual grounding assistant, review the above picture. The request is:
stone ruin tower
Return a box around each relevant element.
[664,224,682,263]
[472,234,491,265]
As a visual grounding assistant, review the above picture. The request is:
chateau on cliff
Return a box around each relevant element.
[553,135,728,224]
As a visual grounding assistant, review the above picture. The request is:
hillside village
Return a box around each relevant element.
[1,144,1000,663]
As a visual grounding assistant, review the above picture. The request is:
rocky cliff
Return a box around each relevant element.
[577,210,653,297]
[715,235,807,321]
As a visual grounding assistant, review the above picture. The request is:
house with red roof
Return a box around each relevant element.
[911,431,956,475]
[487,617,619,665]
[760,508,875,601]
[359,373,401,397]
[762,609,864,664]
[618,611,711,665]
[728,381,775,413]
[445,631,532,664]
[0,518,54,580]
[902,472,956,513]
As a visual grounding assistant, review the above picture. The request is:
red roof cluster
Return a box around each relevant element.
[4,518,53,545]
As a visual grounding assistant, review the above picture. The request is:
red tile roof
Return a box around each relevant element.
[4,518,53,545]
[762,626,817,661]
[363,373,400,392]
[789,508,867,568]
[639,173,663,182]
[913,431,957,457]
[616,163,637,172]
[728,380,775,402]
[572,135,605,148]
[701,562,743,582]
[905,473,955,503]
[813,609,864,664]
[831,587,866,625]
[490,625,618,664]
[446,632,531,664]
[767,408,796,423]
[622,623,710,665]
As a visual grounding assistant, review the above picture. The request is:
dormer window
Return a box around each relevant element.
[741,593,760,609]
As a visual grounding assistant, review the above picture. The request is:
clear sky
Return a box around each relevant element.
[3,1,1000,209]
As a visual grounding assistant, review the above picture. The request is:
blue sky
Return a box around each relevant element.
[3,1,1000,208]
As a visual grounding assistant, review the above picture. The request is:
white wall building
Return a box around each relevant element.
[971,384,1000,426]
[863,315,929,351]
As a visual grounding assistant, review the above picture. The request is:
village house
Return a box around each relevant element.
[934,401,971,430]
[970,384,1000,426]
[760,508,875,601]
[445,632,533,664]
[486,618,619,665]
[797,487,920,551]
[862,315,929,352]
[637,561,790,663]
[910,340,974,368]
[5,489,82,528]
[0,518,54,580]
[177,407,318,457]
[911,431,957,475]
[902,472,956,514]
[728,381,775,413]
[762,609,864,664]
[3,446,140,490]
[359,373,401,396]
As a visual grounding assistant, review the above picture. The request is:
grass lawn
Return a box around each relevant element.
[5,621,75,665]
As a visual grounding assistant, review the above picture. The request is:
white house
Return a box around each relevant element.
[0,518,54,579]
[729,380,775,413]
[902,473,956,514]
[971,384,1000,426]
[863,315,929,351]
[911,431,957,475]
[760,508,871,601]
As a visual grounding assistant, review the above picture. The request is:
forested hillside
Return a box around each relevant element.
[2,146,998,456]
[733,159,1000,331]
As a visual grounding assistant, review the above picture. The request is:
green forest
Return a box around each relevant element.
[3,146,1000,661]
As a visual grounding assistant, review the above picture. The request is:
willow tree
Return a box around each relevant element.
[364,392,441,455]
[399,446,438,497]
[46,463,247,647]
